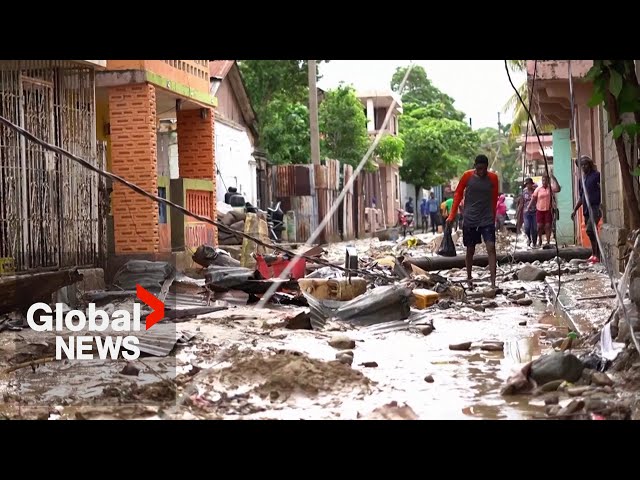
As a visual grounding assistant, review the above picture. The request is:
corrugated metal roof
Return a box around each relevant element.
[210,60,234,79]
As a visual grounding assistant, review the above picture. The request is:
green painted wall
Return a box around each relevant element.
[552,128,574,244]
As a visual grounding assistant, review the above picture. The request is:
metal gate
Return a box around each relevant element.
[0,61,104,273]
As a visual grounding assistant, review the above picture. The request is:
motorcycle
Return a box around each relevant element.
[267,201,285,242]
[397,208,414,237]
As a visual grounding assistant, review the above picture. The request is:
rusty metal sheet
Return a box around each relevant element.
[314,164,327,189]
[294,165,313,196]
[290,196,317,243]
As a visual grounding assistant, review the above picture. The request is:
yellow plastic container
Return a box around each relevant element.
[413,288,439,309]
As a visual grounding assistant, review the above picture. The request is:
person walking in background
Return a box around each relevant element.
[571,155,601,263]
[419,197,429,233]
[405,197,414,214]
[521,178,538,247]
[426,193,440,234]
[527,173,561,247]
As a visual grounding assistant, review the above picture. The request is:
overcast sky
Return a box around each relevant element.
[317,60,527,130]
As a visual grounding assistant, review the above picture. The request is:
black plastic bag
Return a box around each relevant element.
[437,225,457,257]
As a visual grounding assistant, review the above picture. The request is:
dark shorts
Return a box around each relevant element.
[536,209,553,226]
[463,224,496,247]
[585,206,602,235]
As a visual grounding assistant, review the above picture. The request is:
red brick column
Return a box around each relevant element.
[177,107,217,245]
[109,83,159,253]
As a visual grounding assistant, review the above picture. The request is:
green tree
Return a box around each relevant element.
[375,134,404,165]
[259,95,310,165]
[585,60,640,229]
[318,85,370,167]
[389,65,479,207]
[400,118,479,201]
[237,60,327,164]
[391,65,465,121]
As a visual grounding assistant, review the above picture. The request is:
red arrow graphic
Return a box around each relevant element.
[136,284,165,330]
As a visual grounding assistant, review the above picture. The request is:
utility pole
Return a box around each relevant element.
[308,60,320,165]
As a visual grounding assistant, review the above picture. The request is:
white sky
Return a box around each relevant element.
[317,60,527,130]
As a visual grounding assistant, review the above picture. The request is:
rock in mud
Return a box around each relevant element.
[360,361,378,368]
[517,265,548,282]
[530,352,584,385]
[501,362,536,396]
[536,380,564,393]
[419,325,434,336]
[480,341,504,352]
[509,292,526,301]
[336,353,354,366]
[120,363,140,376]
[484,301,498,309]
[449,342,472,351]
[558,399,585,416]
[544,394,560,405]
[570,259,587,266]
[329,334,356,350]
[361,401,418,420]
[519,320,527,326]
[591,372,614,386]
[517,298,533,306]
[567,386,592,397]
[483,287,497,299]
[424,374,434,383]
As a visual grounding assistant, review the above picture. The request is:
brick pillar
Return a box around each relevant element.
[176,107,217,245]
[109,83,159,253]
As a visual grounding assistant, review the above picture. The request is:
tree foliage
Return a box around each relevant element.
[238,60,327,164]
[585,60,640,228]
[318,85,369,167]
[374,134,404,165]
[390,65,479,192]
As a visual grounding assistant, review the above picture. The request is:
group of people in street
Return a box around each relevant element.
[444,153,601,290]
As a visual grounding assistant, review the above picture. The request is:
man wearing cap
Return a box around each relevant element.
[571,155,601,263]
[446,154,500,288]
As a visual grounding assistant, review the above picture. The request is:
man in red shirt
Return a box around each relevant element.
[447,155,500,288]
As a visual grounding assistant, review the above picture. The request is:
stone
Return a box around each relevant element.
[537,380,564,393]
[338,350,354,358]
[360,361,378,368]
[471,305,486,312]
[484,301,499,309]
[424,375,434,383]
[558,399,585,416]
[335,353,354,366]
[546,405,561,416]
[481,341,504,352]
[591,372,614,387]
[530,352,584,385]
[120,363,140,376]
[567,386,592,396]
[517,298,533,306]
[517,265,548,282]
[519,320,527,326]
[569,268,580,275]
[329,335,356,350]
[570,259,587,266]
[509,292,526,301]
[544,394,560,405]
[419,325,434,336]
[483,287,497,299]
[449,342,472,351]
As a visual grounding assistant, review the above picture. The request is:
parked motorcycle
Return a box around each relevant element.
[267,201,285,242]
[397,208,414,237]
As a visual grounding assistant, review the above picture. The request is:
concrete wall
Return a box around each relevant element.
[552,128,574,244]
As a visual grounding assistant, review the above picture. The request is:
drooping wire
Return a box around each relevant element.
[504,60,562,305]
[567,60,639,352]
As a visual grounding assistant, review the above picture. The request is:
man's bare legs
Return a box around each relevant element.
[466,244,475,288]
[486,241,497,288]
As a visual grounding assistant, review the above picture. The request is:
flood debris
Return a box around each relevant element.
[112,260,175,291]
[530,352,584,385]
[304,284,412,330]
[193,245,241,268]
[449,342,472,351]
[501,362,537,396]
[298,277,367,301]
[360,401,418,420]
[329,334,356,350]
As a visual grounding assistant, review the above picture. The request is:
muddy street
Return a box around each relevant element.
[1,230,633,421]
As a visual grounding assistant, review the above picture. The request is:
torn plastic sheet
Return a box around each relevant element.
[600,323,625,361]
[303,284,412,330]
